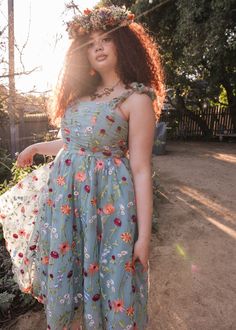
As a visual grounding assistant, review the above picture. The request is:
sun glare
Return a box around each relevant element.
[10,0,99,93]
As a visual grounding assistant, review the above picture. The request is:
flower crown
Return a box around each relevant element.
[66,5,135,39]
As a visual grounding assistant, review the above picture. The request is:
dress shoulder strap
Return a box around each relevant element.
[111,82,157,109]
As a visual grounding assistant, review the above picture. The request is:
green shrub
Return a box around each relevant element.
[0,148,13,185]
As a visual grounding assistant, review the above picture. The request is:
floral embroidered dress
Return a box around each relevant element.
[0,82,156,330]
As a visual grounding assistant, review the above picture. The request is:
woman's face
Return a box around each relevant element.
[87,30,118,73]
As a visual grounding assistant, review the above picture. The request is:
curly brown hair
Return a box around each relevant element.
[50,22,165,125]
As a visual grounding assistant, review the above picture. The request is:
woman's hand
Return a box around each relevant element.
[132,238,150,272]
[16,145,37,168]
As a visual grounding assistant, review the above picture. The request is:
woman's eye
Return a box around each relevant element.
[87,42,94,48]
[103,37,112,42]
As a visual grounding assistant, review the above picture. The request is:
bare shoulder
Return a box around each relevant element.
[120,91,155,122]
[124,91,154,108]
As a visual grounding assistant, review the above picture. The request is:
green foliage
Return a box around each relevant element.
[0,149,12,185]
[0,245,41,325]
[219,85,229,105]
[102,0,236,131]
[0,161,39,196]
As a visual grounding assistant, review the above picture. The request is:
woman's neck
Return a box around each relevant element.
[99,72,121,89]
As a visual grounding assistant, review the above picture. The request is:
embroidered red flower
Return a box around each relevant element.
[106,115,115,123]
[65,159,71,166]
[92,293,100,301]
[50,251,59,259]
[114,218,122,226]
[95,159,105,171]
[84,185,90,193]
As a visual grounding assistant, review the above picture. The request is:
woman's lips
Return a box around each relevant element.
[96,55,107,61]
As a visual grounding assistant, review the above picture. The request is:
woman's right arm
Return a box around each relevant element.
[16,139,64,168]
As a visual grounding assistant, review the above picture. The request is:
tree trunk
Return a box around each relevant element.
[175,90,212,136]
[222,79,236,131]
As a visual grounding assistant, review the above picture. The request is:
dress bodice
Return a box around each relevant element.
[60,82,156,158]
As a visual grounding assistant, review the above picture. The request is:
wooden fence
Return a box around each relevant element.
[0,113,51,154]
[0,105,235,155]
[160,105,235,138]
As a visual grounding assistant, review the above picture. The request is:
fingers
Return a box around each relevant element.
[16,155,32,168]
[142,262,148,272]
[132,255,148,272]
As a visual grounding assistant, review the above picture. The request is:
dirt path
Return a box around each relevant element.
[148,141,236,330]
[6,142,236,330]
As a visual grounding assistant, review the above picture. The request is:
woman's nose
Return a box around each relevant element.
[95,40,104,52]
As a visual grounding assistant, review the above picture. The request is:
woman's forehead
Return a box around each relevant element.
[88,30,110,40]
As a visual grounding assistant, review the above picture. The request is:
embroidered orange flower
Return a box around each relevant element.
[111,299,125,313]
[91,197,97,206]
[75,171,86,182]
[103,203,115,215]
[91,146,100,153]
[47,198,54,207]
[42,256,49,265]
[95,160,105,171]
[128,13,135,20]
[121,232,132,243]
[114,157,122,166]
[23,285,32,293]
[125,261,135,273]
[88,263,99,275]
[84,8,91,15]
[126,305,134,316]
[24,257,30,265]
[61,204,71,215]
[91,116,97,125]
[59,241,70,255]
[57,176,66,186]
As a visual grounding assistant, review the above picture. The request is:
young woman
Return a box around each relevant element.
[0,5,165,330]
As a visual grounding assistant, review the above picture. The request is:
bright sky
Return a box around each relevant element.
[1,0,99,94]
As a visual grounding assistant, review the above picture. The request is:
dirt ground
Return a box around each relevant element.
[5,141,236,330]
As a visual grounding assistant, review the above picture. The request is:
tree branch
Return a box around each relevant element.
[0,66,40,79]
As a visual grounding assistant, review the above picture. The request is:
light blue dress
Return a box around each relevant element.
[0,82,156,330]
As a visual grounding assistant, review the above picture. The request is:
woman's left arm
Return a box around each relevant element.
[128,93,156,270]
